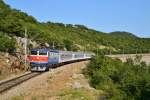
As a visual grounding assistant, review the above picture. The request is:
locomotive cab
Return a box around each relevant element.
[29,49,49,71]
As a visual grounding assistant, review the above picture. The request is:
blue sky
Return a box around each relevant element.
[4,0,150,37]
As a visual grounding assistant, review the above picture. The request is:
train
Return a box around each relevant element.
[28,48,95,71]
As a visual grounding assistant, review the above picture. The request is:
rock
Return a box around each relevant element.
[11,59,26,71]
[15,36,39,49]
[72,74,78,79]
[81,66,85,69]
[66,82,72,87]
[6,59,10,63]
[30,40,39,48]
[72,82,82,89]
[5,53,9,58]
[45,43,50,47]
[72,74,84,79]
[13,60,20,67]
[78,74,84,78]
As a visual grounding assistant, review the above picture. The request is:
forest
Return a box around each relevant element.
[0,0,150,53]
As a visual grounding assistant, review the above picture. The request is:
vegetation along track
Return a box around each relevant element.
[0,72,41,93]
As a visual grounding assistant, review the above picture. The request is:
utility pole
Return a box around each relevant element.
[52,41,55,49]
[24,27,27,68]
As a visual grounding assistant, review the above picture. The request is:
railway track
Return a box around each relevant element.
[0,72,41,93]
[0,59,91,94]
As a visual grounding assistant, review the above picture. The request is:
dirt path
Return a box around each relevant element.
[0,61,99,100]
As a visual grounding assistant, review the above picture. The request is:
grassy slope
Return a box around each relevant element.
[0,0,150,52]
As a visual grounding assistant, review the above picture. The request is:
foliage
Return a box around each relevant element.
[0,33,16,52]
[0,0,150,53]
[84,55,150,99]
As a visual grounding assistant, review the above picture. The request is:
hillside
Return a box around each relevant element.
[0,0,150,53]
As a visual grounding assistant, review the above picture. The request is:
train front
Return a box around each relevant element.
[28,49,49,71]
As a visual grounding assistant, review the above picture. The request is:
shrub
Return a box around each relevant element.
[0,33,16,52]
[84,55,150,99]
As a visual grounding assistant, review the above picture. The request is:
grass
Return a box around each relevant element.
[11,88,99,100]
[47,75,53,83]
[57,88,99,100]
[11,94,46,100]
[0,68,25,80]
[11,94,25,100]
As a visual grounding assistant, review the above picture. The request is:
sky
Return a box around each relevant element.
[4,0,150,37]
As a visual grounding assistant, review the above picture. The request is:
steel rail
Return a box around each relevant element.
[0,72,41,93]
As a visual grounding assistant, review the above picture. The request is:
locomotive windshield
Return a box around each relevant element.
[31,51,37,55]
[39,51,47,55]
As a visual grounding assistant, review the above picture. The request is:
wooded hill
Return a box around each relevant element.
[0,0,150,53]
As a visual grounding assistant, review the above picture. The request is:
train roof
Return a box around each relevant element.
[30,48,95,54]
[31,48,48,51]
[31,48,59,53]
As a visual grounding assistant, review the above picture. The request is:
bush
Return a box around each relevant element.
[0,33,16,52]
[84,55,150,99]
